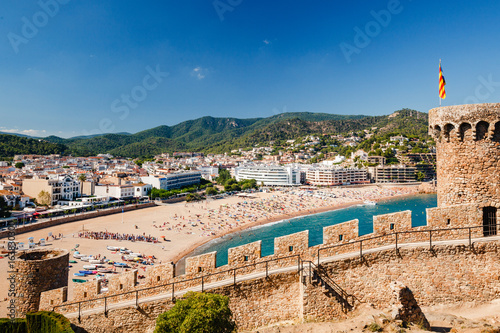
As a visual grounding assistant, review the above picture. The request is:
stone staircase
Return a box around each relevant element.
[300,261,354,320]
[312,267,354,312]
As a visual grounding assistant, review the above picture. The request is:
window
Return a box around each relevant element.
[339,234,343,241]
[390,223,395,230]
[244,255,249,262]
[83,292,87,298]
[198,267,202,273]
[119,284,123,290]
[157,276,161,282]
[288,246,294,252]
[447,219,451,225]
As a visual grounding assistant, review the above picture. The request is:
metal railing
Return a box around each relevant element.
[317,223,499,266]
[301,260,355,311]
[54,254,302,322]
[54,222,499,322]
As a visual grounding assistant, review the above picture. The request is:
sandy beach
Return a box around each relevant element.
[0,185,419,316]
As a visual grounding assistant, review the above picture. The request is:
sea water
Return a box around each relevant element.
[184,194,437,268]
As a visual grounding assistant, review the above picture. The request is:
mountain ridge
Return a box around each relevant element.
[3,110,428,158]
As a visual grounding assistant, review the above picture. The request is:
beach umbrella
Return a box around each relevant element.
[28,237,34,240]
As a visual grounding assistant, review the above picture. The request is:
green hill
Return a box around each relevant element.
[38,109,429,158]
[0,134,68,158]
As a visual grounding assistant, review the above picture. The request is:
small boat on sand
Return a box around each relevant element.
[72,279,87,283]
[83,264,96,270]
[72,252,84,259]
[79,270,95,275]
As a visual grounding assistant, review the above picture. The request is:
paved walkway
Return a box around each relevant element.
[62,234,500,319]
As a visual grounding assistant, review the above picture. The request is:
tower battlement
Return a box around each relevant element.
[428,103,500,207]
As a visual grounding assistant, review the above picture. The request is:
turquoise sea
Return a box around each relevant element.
[184,194,437,268]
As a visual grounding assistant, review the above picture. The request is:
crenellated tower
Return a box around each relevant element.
[429,103,500,210]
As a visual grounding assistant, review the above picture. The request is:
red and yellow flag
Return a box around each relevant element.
[439,62,446,99]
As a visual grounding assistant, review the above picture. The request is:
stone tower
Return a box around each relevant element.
[428,103,500,209]
[14,249,69,316]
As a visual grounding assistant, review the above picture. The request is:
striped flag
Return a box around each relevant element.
[439,62,446,99]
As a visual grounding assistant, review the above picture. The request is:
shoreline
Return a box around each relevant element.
[171,190,420,264]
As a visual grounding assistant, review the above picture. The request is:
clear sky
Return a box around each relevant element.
[1,0,499,138]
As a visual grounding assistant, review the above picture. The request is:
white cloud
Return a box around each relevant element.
[263,39,270,45]
[0,127,46,136]
[191,66,208,80]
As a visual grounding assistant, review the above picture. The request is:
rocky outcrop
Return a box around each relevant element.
[390,281,430,330]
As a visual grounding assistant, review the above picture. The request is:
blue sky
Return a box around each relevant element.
[1,0,499,138]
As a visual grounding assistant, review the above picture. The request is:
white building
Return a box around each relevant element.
[306,167,368,186]
[234,164,301,186]
[0,190,31,209]
[95,184,135,199]
[198,166,219,181]
[22,175,81,206]
[141,170,201,190]
[133,183,152,197]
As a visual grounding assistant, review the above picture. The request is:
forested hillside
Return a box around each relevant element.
[4,109,429,158]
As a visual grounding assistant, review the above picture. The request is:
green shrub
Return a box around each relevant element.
[367,322,382,332]
[26,311,74,333]
[0,318,27,333]
[154,292,236,333]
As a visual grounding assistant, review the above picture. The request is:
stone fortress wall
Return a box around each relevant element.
[39,201,496,311]
[45,220,500,333]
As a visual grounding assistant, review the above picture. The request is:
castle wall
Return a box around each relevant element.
[108,269,138,295]
[66,241,500,333]
[274,230,309,256]
[426,203,480,229]
[373,210,412,234]
[73,280,101,302]
[145,262,175,287]
[185,251,216,275]
[323,242,500,308]
[39,286,67,310]
[323,219,358,244]
[45,205,491,312]
[429,103,500,207]
[228,241,261,266]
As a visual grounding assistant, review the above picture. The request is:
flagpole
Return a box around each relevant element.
[439,59,442,107]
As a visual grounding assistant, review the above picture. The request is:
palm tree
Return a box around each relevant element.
[78,174,87,196]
